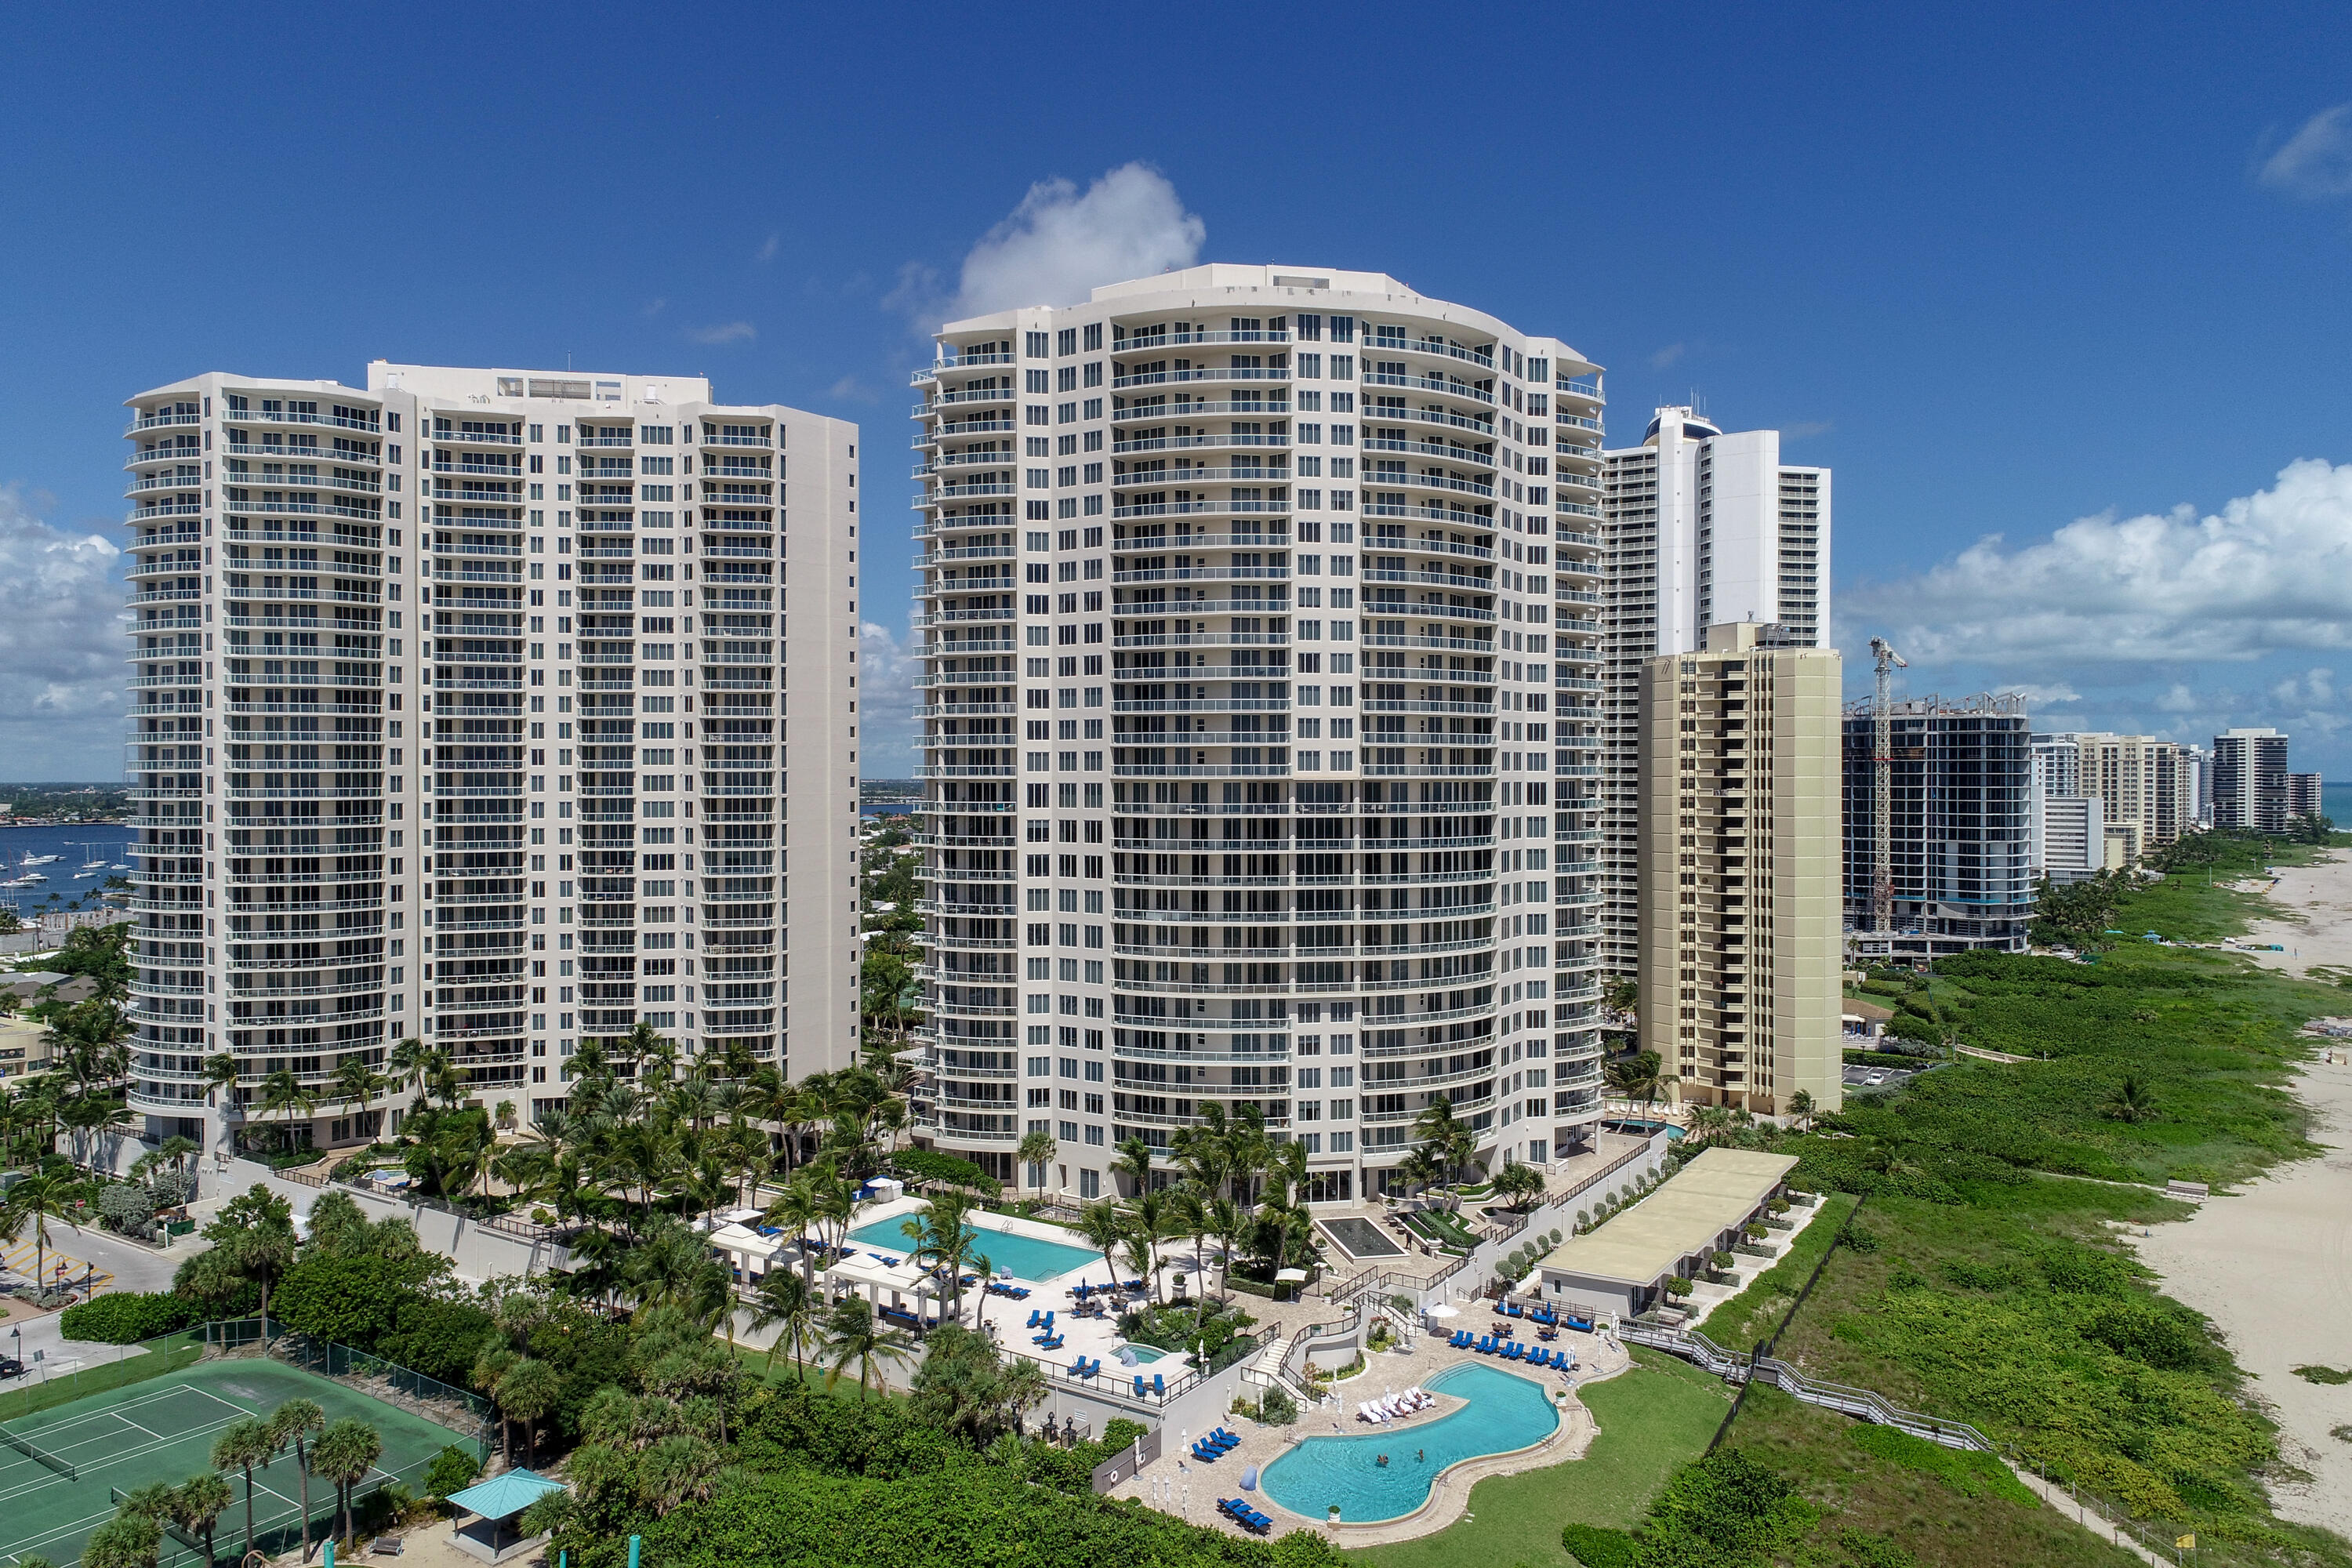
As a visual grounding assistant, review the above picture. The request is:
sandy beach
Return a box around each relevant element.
[2230,848,2352,976]
[2128,849,2352,1539]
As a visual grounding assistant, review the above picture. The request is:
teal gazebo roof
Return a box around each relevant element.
[445,1468,568,1522]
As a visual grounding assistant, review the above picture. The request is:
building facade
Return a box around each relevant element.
[123,365,862,1156]
[1840,695,2032,955]
[1638,622,1842,1116]
[2289,771,2324,822]
[2030,732,2198,858]
[2030,793,2105,884]
[905,264,1608,1201]
[2212,728,2290,832]
[1601,410,1829,978]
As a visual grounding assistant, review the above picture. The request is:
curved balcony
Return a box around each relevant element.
[1113,432,1290,456]
[1363,335,1497,372]
[1359,469,1495,503]
[1111,467,1292,490]
[1112,399,1290,424]
[1359,371,1494,408]
[1110,368,1290,391]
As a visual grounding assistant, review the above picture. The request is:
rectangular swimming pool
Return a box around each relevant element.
[1319,1216,1406,1260]
[846,1214,1105,1283]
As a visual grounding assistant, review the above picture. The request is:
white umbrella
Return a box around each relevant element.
[1424,1303,1461,1318]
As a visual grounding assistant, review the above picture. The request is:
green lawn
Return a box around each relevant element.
[1350,1350,1727,1568]
[1693,1191,1859,1352]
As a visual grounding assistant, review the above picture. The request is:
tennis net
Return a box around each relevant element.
[0,1424,74,1480]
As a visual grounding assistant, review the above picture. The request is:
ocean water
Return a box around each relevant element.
[0,823,136,916]
[2322,782,2352,826]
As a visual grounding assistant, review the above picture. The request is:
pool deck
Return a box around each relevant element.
[1105,1322,1635,1545]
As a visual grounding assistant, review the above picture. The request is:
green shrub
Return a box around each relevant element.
[1559,1522,1639,1567]
[1844,1423,2038,1506]
[1838,1221,1882,1254]
[59,1290,198,1344]
[891,1148,998,1190]
[422,1445,481,1501]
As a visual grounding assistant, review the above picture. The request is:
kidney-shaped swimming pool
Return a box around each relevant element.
[1259,1360,1560,1523]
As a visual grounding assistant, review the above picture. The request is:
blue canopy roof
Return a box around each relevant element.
[445,1468,568,1521]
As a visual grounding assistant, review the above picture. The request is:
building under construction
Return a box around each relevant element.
[1840,693,2034,958]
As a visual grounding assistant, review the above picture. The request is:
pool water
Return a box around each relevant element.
[1260,1362,1559,1523]
[845,1214,1105,1283]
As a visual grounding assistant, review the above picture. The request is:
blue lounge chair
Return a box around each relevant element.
[1192,1441,1218,1461]
[1027,1309,1042,1328]
[1213,1428,1239,1448]
[1134,1375,1149,1398]
[1153,1374,1165,1396]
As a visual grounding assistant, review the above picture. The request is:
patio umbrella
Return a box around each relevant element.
[1424,1303,1461,1318]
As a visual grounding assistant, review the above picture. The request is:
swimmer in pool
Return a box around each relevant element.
[1416,1448,1425,1463]
[1376,1454,1388,1467]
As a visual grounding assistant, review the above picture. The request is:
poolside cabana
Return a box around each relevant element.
[1533,1148,1798,1319]
[445,1468,568,1563]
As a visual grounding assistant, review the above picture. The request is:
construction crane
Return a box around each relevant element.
[1869,637,1908,944]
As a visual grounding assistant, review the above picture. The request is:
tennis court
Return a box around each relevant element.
[0,1356,478,1568]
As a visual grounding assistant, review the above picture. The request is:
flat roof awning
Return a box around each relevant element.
[1537,1148,1799,1289]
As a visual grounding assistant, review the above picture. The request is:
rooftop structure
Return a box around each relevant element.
[1534,1145,1799,1317]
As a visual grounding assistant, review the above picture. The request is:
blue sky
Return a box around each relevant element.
[5,4,2352,779]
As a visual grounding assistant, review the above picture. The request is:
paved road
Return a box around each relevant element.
[0,1222,205,1382]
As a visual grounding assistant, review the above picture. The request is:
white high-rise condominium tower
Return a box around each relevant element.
[907,264,1607,1203]
[1601,410,1830,975]
[122,364,862,1156]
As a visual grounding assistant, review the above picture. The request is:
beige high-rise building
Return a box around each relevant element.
[2031,732,2198,856]
[1638,622,1841,1116]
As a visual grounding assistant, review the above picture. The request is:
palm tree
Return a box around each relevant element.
[2103,1073,2158,1124]
[258,1068,318,1154]
[210,1416,278,1561]
[1111,1133,1157,1199]
[1260,1138,1308,1276]
[760,1175,825,1287]
[171,1471,235,1568]
[1412,1096,1469,1188]
[329,1054,386,1124]
[1687,1104,1733,1145]
[1396,1144,1444,1202]
[746,1268,820,1378]
[497,1359,563,1469]
[267,1399,325,1561]
[819,1296,915,1399]
[1787,1087,1817,1133]
[309,1421,381,1550]
[900,1193,978,1324]
[80,1512,160,1568]
[1077,1200,1126,1293]
[1015,1129,1057,1198]
[387,1036,430,1103]
[1162,1187,1212,1322]
[1206,1196,1248,1303]
[2,1174,79,1299]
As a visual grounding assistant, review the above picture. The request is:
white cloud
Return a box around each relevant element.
[643,297,666,318]
[1784,419,1835,440]
[916,163,1205,323]
[2271,666,2336,706]
[2012,683,2079,706]
[1846,458,2352,673]
[827,376,877,404]
[859,622,926,775]
[0,485,128,777]
[1648,343,1686,370]
[2259,104,2352,200]
[684,321,757,345]
[756,232,780,263]
[2154,682,2200,713]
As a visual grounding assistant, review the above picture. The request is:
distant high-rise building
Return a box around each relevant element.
[122,365,862,1156]
[1639,622,1841,1116]
[1602,409,1829,978]
[2288,771,2325,822]
[905,265,1609,1201]
[2212,728,2290,831]
[1841,694,2032,956]
[2029,732,2196,858]
[2031,794,2105,884]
